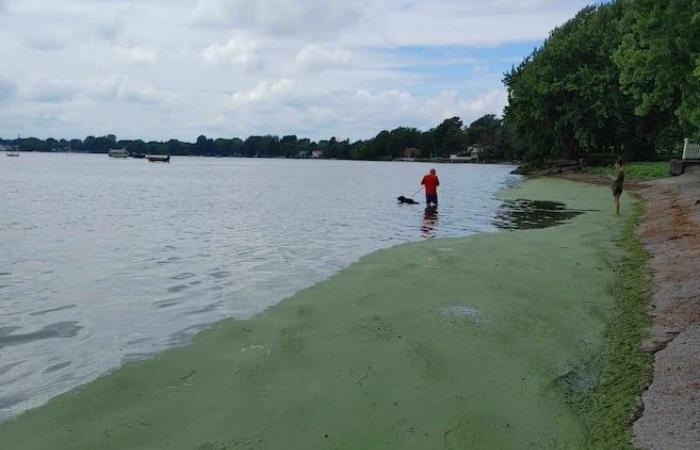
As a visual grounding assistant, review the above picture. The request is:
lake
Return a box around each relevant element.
[0,153,518,421]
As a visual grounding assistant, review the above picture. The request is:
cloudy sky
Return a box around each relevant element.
[0,0,594,141]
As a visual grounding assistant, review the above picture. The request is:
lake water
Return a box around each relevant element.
[0,153,518,421]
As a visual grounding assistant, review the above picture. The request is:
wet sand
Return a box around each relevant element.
[0,179,633,449]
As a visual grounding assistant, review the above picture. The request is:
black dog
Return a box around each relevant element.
[397,195,419,204]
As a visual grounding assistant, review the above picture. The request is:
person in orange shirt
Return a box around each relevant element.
[421,168,440,207]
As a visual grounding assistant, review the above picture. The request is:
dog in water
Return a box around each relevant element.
[397,195,419,205]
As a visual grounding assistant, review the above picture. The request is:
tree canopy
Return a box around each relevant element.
[503,0,700,164]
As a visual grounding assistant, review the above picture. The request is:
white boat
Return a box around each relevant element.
[108,148,130,158]
[1,143,19,156]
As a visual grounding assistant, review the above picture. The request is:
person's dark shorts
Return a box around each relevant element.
[426,193,438,204]
[613,187,623,197]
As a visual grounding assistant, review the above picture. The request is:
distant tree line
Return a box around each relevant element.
[503,0,699,164]
[7,2,694,166]
[0,114,516,162]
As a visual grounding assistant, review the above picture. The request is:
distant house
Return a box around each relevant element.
[468,145,483,161]
[297,151,309,159]
[448,146,483,163]
[449,153,472,162]
[311,150,323,159]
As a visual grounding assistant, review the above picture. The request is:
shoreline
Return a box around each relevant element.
[559,165,700,449]
[0,178,646,449]
[633,168,700,449]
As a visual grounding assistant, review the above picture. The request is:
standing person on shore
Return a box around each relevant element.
[421,168,440,207]
[611,158,625,215]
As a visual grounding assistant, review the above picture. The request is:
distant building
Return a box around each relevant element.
[311,150,323,159]
[671,138,700,176]
[468,145,483,161]
[297,151,309,159]
[449,153,472,162]
[683,138,700,160]
[448,146,483,163]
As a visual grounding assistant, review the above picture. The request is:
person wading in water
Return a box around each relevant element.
[421,168,440,207]
[611,158,625,215]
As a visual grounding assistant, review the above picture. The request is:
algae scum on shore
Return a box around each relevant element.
[0,179,637,449]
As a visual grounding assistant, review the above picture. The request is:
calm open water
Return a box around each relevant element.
[0,152,519,421]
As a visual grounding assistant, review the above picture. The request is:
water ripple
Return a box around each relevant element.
[0,322,82,347]
[0,154,519,422]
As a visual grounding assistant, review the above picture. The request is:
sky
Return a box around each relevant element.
[0,0,594,142]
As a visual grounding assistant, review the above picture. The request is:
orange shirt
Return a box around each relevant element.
[421,174,440,194]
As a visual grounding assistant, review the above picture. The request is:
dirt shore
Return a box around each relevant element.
[559,167,700,449]
[632,167,700,450]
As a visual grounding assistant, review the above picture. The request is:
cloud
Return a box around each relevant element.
[192,0,364,38]
[94,20,121,42]
[0,76,17,102]
[225,78,507,139]
[202,35,259,68]
[294,45,354,72]
[424,89,508,125]
[190,0,591,47]
[232,78,297,105]
[85,76,165,105]
[24,33,71,51]
[112,44,157,64]
[14,74,165,105]
[22,76,80,103]
[334,0,592,47]
[0,0,592,140]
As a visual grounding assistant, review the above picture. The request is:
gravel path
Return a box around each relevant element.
[633,167,700,450]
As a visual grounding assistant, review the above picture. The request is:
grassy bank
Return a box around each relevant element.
[581,201,652,449]
[0,179,646,449]
[584,162,669,181]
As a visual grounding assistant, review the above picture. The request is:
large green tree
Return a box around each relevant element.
[504,0,700,164]
[614,0,700,143]
[504,4,634,161]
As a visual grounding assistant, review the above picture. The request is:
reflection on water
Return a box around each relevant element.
[493,199,587,230]
[0,322,82,347]
[421,206,439,238]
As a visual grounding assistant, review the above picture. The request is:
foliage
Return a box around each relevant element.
[504,0,700,163]
[584,162,669,181]
[1,114,514,161]
[614,0,700,143]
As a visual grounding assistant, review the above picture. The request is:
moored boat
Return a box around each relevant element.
[2,143,19,156]
[108,148,130,158]
[146,154,170,163]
